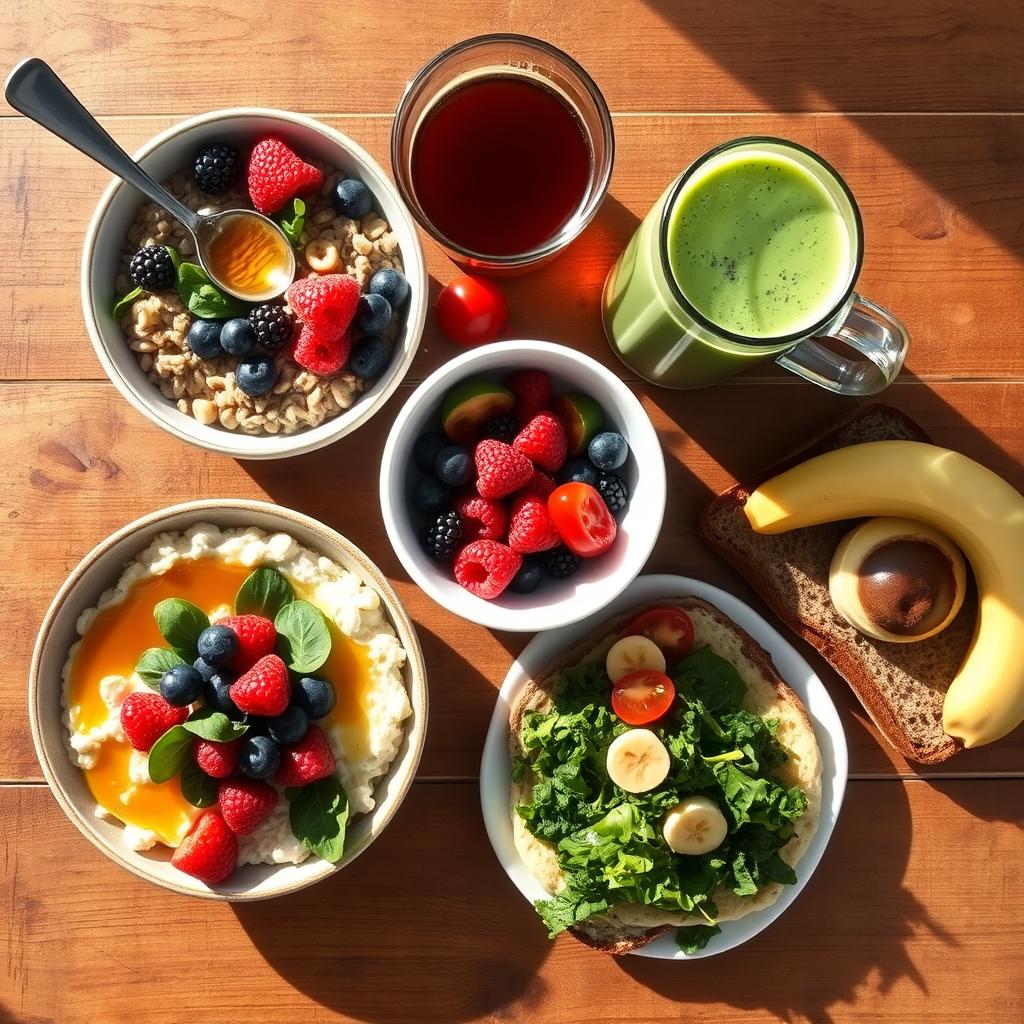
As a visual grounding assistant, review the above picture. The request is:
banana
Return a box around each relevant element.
[745,440,1024,747]
[605,635,667,683]
[662,796,729,855]
[606,729,671,792]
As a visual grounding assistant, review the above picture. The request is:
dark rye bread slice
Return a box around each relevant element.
[699,404,970,764]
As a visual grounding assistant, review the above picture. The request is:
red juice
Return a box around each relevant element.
[410,74,592,257]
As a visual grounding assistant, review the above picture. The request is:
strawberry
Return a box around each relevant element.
[195,738,242,779]
[276,725,336,787]
[120,692,188,752]
[514,412,567,473]
[171,809,238,884]
[229,654,290,717]
[219,614,276,673]
[508,494,561,554]
[291,323,351,375]
[518,469,556,500]
[286,274,361,336]
[454,539,521,600]
[453,492,508,543]
[474,439,533,500]
[218,778,278,835]
[506,369,552,424]
[247,136,323,215]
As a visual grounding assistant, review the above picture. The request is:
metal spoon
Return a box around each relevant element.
[5,57,296,302]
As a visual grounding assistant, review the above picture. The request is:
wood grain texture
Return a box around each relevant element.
[1,780,1021,1023]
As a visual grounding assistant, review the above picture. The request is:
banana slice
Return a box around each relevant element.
[605,635,666,683]
[606,729,670,793]
[663,796,729,855]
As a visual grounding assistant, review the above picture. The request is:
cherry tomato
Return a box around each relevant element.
[628,607,695,660]
[547,482,617,557]
[435,274,508,347]
[612,669,677,725]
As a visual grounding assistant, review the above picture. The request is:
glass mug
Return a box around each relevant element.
[602,137,909,393]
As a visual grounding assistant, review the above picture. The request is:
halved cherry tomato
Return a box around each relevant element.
[611,669,676,725]
[547,482,617,557]
[628,607,694,660]
[435,274,508,347]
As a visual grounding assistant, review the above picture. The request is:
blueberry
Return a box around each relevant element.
[413,433,448,473]
[266,704,310,745]
[558,457,599,487]
[353,293,392,335]
[332,178,373,219]
[293,676,336,719]
[238,734,280,779]
[588,431,629,471]
[219,317,257,356]
[435,445,472,487]
[412,476,450,515]
[236,353,277,396]
[349,335,390,380]
[160,664,204,707]
[186,318,225,360]
[510,556,544,594]
[369,267,410,308]
[193,657,218,684]
[204,672,242,720]
[196,625,238,667]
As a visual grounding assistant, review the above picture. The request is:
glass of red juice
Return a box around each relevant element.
[392,34,614,274]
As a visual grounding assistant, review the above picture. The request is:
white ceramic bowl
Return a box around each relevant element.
[380,340,667,632]
[29,500,428,900]
[480,574,848,958]
[81,108,428,460]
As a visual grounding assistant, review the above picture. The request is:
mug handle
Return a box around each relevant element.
[775,295,909,395]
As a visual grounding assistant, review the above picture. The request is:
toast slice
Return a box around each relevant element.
[700,404,971,764]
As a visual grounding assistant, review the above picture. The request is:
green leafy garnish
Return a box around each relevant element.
[235,567,294,619]
[180,759,218,808]
[674,647,747,713]
[182,707,248,742]
[148,725,194,784]
[111,286,142,320]
[676,924,721,954]
[176,261,249,319]
[277,197,306,245]
[165,245,181,272]
[288,775,350,862]
[153,598,209,660]
[275,600,331,674]
[134,647,185,689]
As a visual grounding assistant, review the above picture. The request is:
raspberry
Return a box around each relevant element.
[171,810,238,884]
[506,369,552,424]
[286,274,360,336]
[508,494,560,554]
[218,778,279,835]
[474,440,533,500]
[514,412,567,473]
[247,136,323,215]
[276,725,337,787]
[291,323,351,375]
[195,738,242,779]
[219,614,276,673]
[518,469,556,500]
[453,493,508,543]
[454,540,521,600]
[229,654,291,717]
[120,692,189,752]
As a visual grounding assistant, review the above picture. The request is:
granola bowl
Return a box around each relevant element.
[82,109,428,460]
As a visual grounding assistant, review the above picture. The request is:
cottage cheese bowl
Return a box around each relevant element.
[30,501,427,899]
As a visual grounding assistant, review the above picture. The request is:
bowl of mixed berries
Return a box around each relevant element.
[380,341,666,631]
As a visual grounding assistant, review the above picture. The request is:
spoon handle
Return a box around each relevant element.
[5,57,201,233]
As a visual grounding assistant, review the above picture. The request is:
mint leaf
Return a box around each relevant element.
[277,197,306,245]
[176,261,249,319]
[112,285,142,320]
[676,924,721,954]
[289,775,349,862]
[275,600,331,674]
[134,647,185,689]
[153,598,209,660]
[235,567,294,618]
[534,889,610,938]
[148,725,194,784]
[183,707,248,742]
[165,245,181,272]
[180,759,217,807]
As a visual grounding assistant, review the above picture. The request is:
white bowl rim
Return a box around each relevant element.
[80,107,428,460]
[479,572,848,958]
[379,339,667,632]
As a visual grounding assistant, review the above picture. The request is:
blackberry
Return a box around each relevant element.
[544,545,580,580]
[129,245,176,290]
[249,303,294,351]
[597,472,629,514]
[483,415,518,443]
[193,143,242,194]
[424,510,462,560]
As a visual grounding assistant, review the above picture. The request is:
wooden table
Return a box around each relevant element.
[2,1,1022,1020]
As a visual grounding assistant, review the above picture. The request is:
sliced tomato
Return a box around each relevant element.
[611,669,676,725]
[547,482,617,558]
[627,607,694,660]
